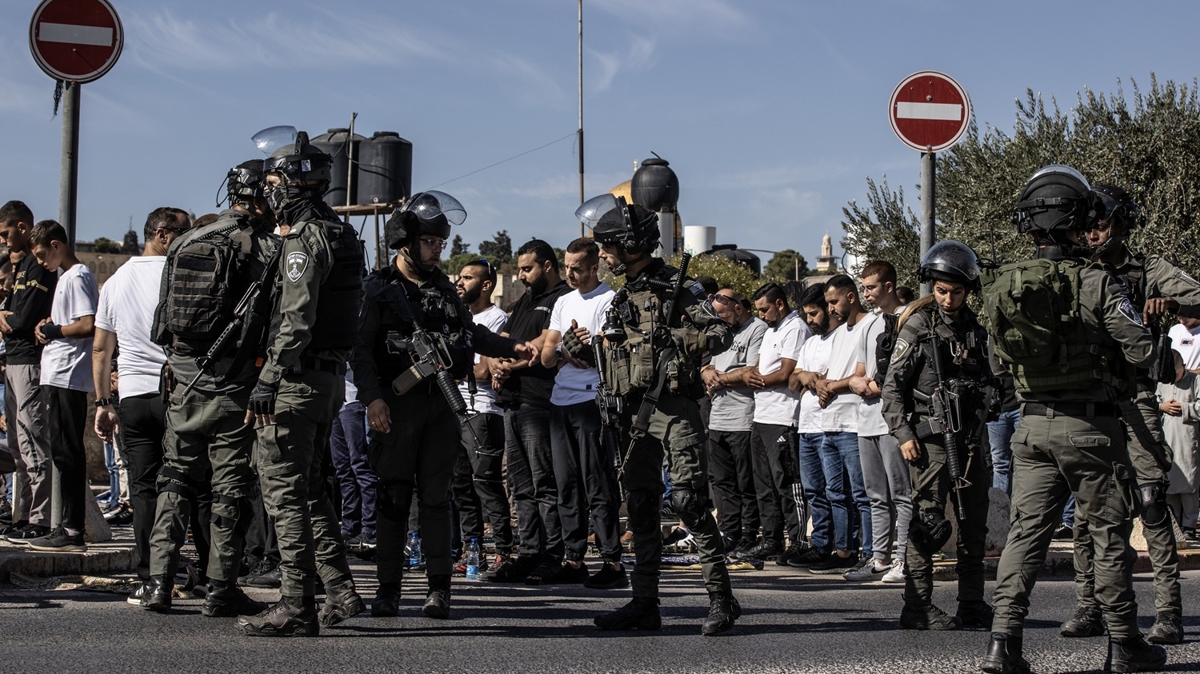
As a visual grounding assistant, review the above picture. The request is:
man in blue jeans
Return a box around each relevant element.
[330,367,377,549]
[987,375,1019,495]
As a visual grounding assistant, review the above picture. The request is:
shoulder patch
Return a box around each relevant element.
[686,280,706,299]
[890,338,910,365]
[1117,296,1144,328]
[286,251,310,283]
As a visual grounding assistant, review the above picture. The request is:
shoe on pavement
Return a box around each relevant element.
[788,547,829,568]
[203,583,269,617]
[881,557,906,584]
[980,632,1031,674]
[1106,635,1167,673]
[370,583,401,617]
[1060,605,1106,638]
[584,563,629,590]
[238,596,320,637]
[0,499,12,524]
[523,561,564,586]
[956,599,994,629]
[701,592,741,636]
[28,528,87,552]
[776,543,809,567]
[741,539,781,561]
[127,581,149,606]
[843,557,890,581]
[141,575,174,612]
[5,523,51,545]
[319,584,366,627]
[594,597,661,631]
[809,553,858,575]
[242,559,282,589]
[422,585,451,620]
[1146,610,1183,645]
[555,561,590,585]
[900,603,961,630]
[485,554,534,583]
[0,519,29,538]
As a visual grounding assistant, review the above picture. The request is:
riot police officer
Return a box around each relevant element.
[1065,183,1200,645]
[880,240,992,632]
[142,161,276,618]
[350,191,536,620]
[238,127,366,637]
[578,193,740,636]
[980,165,1166,673]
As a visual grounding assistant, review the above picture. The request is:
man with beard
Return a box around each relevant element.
[485,239,573,584]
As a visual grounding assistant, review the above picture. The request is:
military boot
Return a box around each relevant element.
[701,592,742,636]
[202,581,268,617]
[319,582,366,627]
[1146,611,1183,645]
[237,596,319,637]
[1106,635,1167,673]
[422,575,452,620]
[980,632,1031,674]
[594,597,662,631]
[900,603,961,630]
[371,583,401,617]
[140,575,174,613]
[956,599,995,629]
[1060,605,1106,638]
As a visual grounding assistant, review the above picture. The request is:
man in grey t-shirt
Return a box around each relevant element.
[700,290,767,554]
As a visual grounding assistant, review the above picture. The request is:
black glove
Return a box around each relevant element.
[40,323,64,340]
[562,328,595,364]
[249,380,278,417]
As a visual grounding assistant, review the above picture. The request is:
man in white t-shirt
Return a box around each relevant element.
[844,260,912,583]
[745,283,810,564]
[27,221,97,552]
[92,207,188,589]
[787,283,843,569]
[542,238,625,590]
[809,274,871,575]
[452,259,516,573]
[1170,316,1200,370]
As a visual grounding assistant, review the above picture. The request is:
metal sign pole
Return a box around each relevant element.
[60,81,80,246]
[920,150,935,297]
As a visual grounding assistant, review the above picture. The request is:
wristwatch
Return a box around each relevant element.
[94,397,114,408]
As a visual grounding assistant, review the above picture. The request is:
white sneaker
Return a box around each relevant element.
[843,557,890,581]
[881,557,906,584]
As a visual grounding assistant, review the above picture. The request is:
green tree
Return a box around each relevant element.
[479,230,513,266]
[602,253,774,301]
[92,237,122,254]
[450,234,470,257]
[763,249,810,282]
[841,177,922,291]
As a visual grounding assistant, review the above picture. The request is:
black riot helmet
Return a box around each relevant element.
[252,125,333,215]
[384,190,466,250]
[223,159,264,208]
[919,239,981,290]
[1012,164,1099,236]
[1091,184,1143,232]
[576,194,660,254]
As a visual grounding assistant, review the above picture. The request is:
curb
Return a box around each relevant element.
[0,535,136,584]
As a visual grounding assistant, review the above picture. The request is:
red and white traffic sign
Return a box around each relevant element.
[29,0,123,83]
[889,71,971,152]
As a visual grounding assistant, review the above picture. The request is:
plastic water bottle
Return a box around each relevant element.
[406,532,423,568]
[465,538,480,580]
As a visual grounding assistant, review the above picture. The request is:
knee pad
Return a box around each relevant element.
[156,465,197,500]
[626,490,660,533]
[379,483,411,521]
[1140,483,1170,528]
[670,488,707,530]
[909,508,952,554]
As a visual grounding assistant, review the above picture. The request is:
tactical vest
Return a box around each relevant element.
[980,258,1124,396]
[308,222,366,351]
[154,214,255,346]
[374,275,473,381]
[873,311,900,387]
[601,273,700,397]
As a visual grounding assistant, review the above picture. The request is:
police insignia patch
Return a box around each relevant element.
[890,338,909,364]
[286,251,309,283]
[1117,297,1144,327]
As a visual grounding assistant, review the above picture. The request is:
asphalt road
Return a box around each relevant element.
[1,561,1198,673]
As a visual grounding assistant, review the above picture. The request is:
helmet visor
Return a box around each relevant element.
[404,190,466,226]
[575,194,621,231]
[1028,164,1091,190]
[252,126,298,157]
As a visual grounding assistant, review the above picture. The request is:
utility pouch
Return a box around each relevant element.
[392,361,438,396]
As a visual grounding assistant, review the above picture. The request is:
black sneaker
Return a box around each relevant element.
[900,603,961,630]
[776,543,809,567]
[28,528,86,552]
[594,597,661,631]
[1147,610,1183,645]
[127,581,149,606]
[584,563,630,590]
[238,597,319,637]
[808,552,858,575]
[741,539,781,561]
[104,504,133,527]
[980,632,1031,674]
[0,519,28,537]
[203,583,268,617]
[422,587,451,620]
[956,599,994,629]
[242,559,282,589]
[6,523,51,545]
[554,561,590,585]
[1051,524,1073,540]
[371,583,401,617]
[788,547,829,568]
[319,583,366,627]
[485,554,535,583]
[1107,635,1167,673]
[1059,605,1106,638]
[0,499,12,524]
[701,592,741,636]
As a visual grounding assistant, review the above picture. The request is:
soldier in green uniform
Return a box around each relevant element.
[350,191,536,620]
[142,161,275,618]
[1061,183,1200,645]
[880,240,993,632]
[980,165,1166,674]
[577,193,740,636]
[237,127,366,637]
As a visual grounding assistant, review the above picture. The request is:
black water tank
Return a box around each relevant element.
[357,132,413,205]
[631,156,679,212]
[312,128,365,208]
[702,244,761,275]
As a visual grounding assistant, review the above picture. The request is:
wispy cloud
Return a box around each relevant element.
[589,0,751,35]
[589,32,656,92]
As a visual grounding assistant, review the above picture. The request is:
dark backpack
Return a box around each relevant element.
[153,217,254,345]
[872,311,900,387]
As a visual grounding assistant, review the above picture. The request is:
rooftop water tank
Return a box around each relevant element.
[311,128,365,208]
[357,131,413,206]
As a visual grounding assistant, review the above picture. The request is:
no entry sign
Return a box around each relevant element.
[29,0,123,83]
[889,71,970,152]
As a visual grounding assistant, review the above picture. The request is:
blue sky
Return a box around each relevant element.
[3,0,1198,266]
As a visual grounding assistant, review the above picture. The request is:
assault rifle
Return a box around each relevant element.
[593,337,624,473]
[920,330,971,521]
[182,245,281,396]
